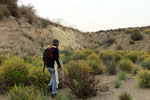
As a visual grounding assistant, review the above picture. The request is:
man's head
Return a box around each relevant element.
[52,39,59,48]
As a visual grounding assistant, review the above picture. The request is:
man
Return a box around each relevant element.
[46,39,62,99]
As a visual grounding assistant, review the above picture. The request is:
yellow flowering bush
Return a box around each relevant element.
[72,49,94,60]
[125,51,145,63]
[8,85,49,100]
[100,51,123,64]
[0,56,29,87]
[28,66,51,87]
[136,69,150,88]
[66,60,92,80]
[87,59,104,74]
[118,59,135,73]
[142,58,150,70]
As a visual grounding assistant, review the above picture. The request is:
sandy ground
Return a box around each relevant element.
[58,75,150,100]
[1,75,150,100]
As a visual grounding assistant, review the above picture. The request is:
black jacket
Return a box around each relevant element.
[47,46,61,68]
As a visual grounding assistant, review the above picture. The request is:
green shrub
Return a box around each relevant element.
[144,29,150,35]
[100,51,123,64]
[100,51,115,64]
[125,29,132,34]
[87,59,104,74]
[86,53,99,61]
[130,29,143,41]
[106,60,118,75]
[136,69,150,88]
[105,38,115,47]
[117,72,127,80]
[28,66,51,87]
[125,52,139,63]
[60,50,72,64]
[65,60,110,99]
[8,85,49,100]
[72,49,93,60]
[118,59,135,73]
[114,79,121,88]
[138,55,146,63]
[142,58,150,70]
[129,40,135,44]
[119,91,132,100]
[22,56,32,63]
[31,57,43,67]
[0,56,28,87]
[66,60,92,80]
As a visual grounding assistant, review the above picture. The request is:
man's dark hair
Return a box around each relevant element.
[52,39,59,46]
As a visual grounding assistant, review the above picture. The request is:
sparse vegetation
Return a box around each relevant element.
[130,29,143,41]
[41,18,49,28]
[114,79,121,88]
[117,72,127,80]
[119,91,132,100]
[106,60,118,75]
[129,40,135,44]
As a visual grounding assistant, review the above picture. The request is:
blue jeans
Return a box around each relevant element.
[47,67,57,95]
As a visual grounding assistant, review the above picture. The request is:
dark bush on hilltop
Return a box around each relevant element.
[125,29,132,34]
[0,5,11,20]
[130,29,143,41]
[19,5,36,24]
[0,0,20,17]
[41,18,49,28]
[19,5,35,17]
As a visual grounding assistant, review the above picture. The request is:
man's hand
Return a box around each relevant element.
[59,66,64,70]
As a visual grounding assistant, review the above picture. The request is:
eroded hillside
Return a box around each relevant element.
[0,16,87,56]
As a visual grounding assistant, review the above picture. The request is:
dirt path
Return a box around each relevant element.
[87,75,150,100]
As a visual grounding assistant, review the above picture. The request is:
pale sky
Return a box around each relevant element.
[18,0,150,32]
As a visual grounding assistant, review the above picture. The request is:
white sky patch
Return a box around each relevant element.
[18,0,150,32]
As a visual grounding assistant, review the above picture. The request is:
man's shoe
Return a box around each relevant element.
[51,94,56,99]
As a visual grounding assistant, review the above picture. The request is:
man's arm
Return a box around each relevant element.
[54,48,61,68]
